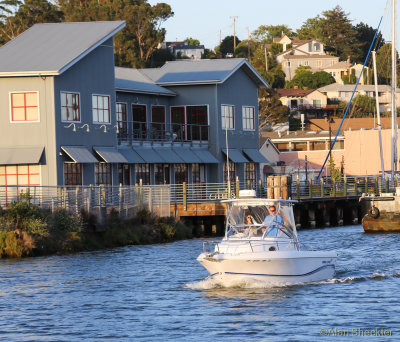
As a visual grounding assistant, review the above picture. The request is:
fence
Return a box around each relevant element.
[0,176,397,218]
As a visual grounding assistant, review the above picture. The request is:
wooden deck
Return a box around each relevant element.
[170,202,227,219]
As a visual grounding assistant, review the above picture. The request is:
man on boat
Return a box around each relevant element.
[263,205,285,237]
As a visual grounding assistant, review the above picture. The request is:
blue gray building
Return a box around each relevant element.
[0,21,268,191]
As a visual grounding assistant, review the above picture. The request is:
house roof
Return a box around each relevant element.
[283,54,338,60]
[261,130,342,140]
[317,83,397,92]
[141,58,269,88]
[115,67,175,96]
[275,88,316,97]
[0,21,125,77]
[172,45,205,50]
[323,61,352,70]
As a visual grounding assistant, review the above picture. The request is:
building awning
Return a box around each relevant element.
[154,147,184,163]
[93,146,128,163]
[243,149,269,163]
[119,148,144,163]
[0,146,44,165]
[263,165,275,174]
[61,146,98,163]
[191,149,219,163]
[172,147,201,163]
[133,147,164,163]
[222,149,249,163]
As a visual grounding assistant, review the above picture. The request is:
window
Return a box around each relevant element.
[304,61,309,66]
[174,164,188,184]
[118,164,130,185]
[287,61,291,67]
[223,162,236,183]
[244,162,256,186]
[132,104,147,140]
[310,141,326,151]
[242,106,255,130]
[10,92,39,122]
[292,142,307,151]
[116,103,128,140]
[187,105,208,141]
[64,163,82,185]
[95,163,112,185]
[171,106,186,141]
[333,140,344,150]
[308,42,312,52]
[61,92,80,122]
[330,60,335,66]
[135,164,150,185]
[313,99,322,108]
[92,95,110,123]
[192,164,206,183]
[275,143,289,152]
[155,164,170,184]
[0,165,40,201]
[316,60,322,67]
[221,105,234,129]
[298,60,302,66]
[314,43,320,51]
[151,106,166,140]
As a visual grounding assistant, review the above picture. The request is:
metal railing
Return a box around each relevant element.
[0,176,397,217]
[117,120,210,144]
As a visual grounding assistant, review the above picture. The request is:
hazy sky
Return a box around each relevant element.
[148,0,394,49]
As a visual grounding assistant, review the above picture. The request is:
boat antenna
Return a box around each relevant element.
[391,0,397,180]
[225,118,231,198]
[316,16,383,180]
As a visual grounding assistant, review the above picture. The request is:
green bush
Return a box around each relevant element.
[49,208,81,233]
[174,221,192,240]
[23,218,48,237]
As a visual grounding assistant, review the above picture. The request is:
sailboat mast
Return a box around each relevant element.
[373,50,385,177]
[391,0,398,179]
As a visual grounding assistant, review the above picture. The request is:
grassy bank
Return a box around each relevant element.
[0,193,193,258]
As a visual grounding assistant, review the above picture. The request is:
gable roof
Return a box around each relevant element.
[0,21,125,77]
[115,67,175,96]
[275,88,317,97]
[141,58,269,88]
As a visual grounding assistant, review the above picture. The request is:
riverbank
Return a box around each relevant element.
[0,194,193,258]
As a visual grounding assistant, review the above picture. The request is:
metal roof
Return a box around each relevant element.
[118,148,144,163]
[0,21,125,77]
[133,147,164,163]
[222,149,249,163]
[115,67,175,96]
[153,147,184,163]
[141,58,269,88]
[172,147,202,163]
[0,146,43,164]
[243,149,268,163]
[191,149,219,163]
[93,146,128,163]
[61,146,98,163]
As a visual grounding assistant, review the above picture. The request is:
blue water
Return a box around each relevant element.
[1,225,399,341]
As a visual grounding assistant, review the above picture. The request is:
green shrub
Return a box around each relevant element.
[174,221,192,240]
[4,231,25,258]
[6,192,42,226]
[23,218,49,237]
[156,222,175,240]
[50,208,81,233]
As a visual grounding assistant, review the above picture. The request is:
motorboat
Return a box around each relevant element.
[197,191,337,285]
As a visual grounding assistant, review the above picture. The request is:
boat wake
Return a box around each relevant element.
[185,271,400,290]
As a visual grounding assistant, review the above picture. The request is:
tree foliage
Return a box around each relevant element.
[354,22,384,63]
[184,37,200,46]
[219,35,241,56]
[258,88,289,129]
[252,24,294,44]
[286,66,335,89]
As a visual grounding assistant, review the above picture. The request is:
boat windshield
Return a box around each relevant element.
[225,200,297,240]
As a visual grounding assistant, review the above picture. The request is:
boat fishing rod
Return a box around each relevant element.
[317,16,383,180]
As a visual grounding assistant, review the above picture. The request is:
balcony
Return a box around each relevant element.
[117,121,210,145]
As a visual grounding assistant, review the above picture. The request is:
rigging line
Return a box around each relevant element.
[317,16,384,180]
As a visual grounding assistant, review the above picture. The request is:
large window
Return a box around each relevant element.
[154,164,170,184]
[10,92,39,122]
[92,94,110,123]
[192,164,206,183]
[61,92,80,122]
[95,163,112,185]
[174,164,188,184]
[132,105,147,140]
[151,106,166,140]
[221,105,234,129]
[64,163,82,185]
[171,106,186,141]
[135,164,150,185]
[187,105,208,140]
[116,103,128,140]
[244,162,256,186]
[242,106,255,130]
[118,164,130,185]
[223,162,236,183]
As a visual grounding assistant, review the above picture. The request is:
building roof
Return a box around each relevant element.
[308,118,400,131]
[275,88,316,97]
[141,58,269,88]
[323,61,352,70]
[0,21,125,77]
[317,83,398,92]
[261,130,342,140]
[172,45,205,50]
[283,54,338,60]
[115,67,175,96]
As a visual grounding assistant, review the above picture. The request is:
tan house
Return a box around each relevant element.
[323,61,369,85]
[274,34,339,81]
[275,88,327,112]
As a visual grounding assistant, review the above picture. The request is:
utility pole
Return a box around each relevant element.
[264,45,268,72]
[230,16,238,53]
[219,30,222,45]
[247,26,251,62]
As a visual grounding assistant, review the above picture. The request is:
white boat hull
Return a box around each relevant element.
[197,250,337,285]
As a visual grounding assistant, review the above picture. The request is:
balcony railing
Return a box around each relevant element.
[117,121,210,144]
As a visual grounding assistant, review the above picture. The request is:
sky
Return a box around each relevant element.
[148,0,395,50]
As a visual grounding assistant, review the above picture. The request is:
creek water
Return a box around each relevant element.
[1,225,399,341]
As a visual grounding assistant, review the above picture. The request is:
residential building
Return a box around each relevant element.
[160,41,205,60]
[275,88,327,112]
[323,60,369,85]
[0,22,268,190]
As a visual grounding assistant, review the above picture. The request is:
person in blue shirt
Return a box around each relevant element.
[263,205,285,237]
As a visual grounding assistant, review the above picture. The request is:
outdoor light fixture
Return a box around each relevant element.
[99,124,107,133]
[64,123,76,132]
[80,124,90,132]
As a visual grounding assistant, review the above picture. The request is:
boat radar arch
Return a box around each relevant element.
[238,189,256,198]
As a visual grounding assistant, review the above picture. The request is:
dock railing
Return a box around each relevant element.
[0,176,397,217]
